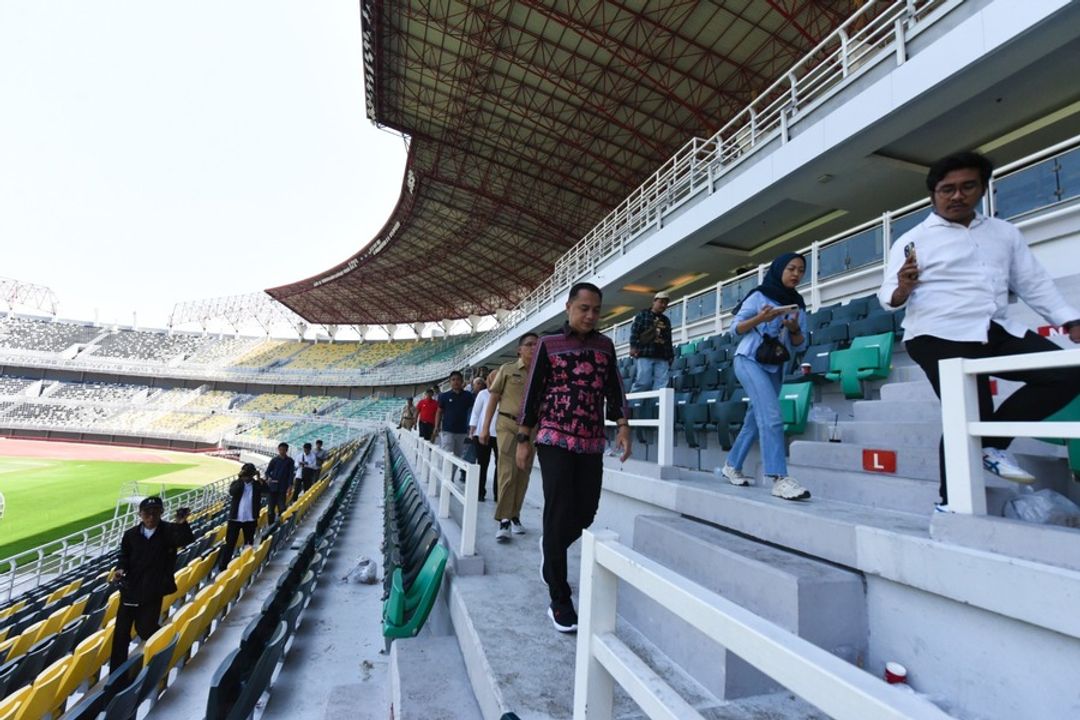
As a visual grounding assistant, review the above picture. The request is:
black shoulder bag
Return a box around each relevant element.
[754,328,790,366]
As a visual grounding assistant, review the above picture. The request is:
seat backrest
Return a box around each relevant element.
[848,331,894,364]
[56,628,107,702]
[849,313,893,339]
[696,389,724,405]
[229,622,287,720]
[811,323,849,346]
[14,654,70,720]
[0,685,30,720]
[102,664,147,720]
[779,383,814,435]
[142,623,177,669]
[137,635,177,704]
[9,636,54,692]
[806,308,833,331]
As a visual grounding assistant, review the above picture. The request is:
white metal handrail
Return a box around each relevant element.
[940,348,1080,515]
[395,428,479,557]
[605,389,674,467]
[574,529,953,720]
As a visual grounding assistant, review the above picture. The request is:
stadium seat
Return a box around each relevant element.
[137,635,177,705]
[383,544,449,645]
[709,399,748,450]
[806,308,833,332]
[830,298,870,323]
[780,383,814,435]
[9,637,55,693]
[788,342,840,384]
[43,618,82,667]
[810,323,849,347]
[102,664,147,720]
[13,655,69,720]
[205,648,243,720]
[55,628,107,705]
[825,332,895,398]
[849,313,893,339]
[0,685,30,720]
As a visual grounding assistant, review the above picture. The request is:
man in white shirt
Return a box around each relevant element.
[294,442,318,498]
[220,462,265,569]
[878,151,1080,508]
[469,370,500,503]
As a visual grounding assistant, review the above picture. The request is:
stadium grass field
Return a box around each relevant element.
[0,440,238,560]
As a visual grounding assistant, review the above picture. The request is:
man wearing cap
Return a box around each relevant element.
[628,291,675,392]
[110,496,194,669]
[219,463,266,570]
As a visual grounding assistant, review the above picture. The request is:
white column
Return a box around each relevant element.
[656,388,674,467]
[461,463,479,556]
[438,456,452,517]
[939,357,986,514]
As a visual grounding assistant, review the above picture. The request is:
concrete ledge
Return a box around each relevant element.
[787,463,939,515]
[439,515,486,576]
[930,511,1080,574]
[789,440,939,481]
[623,515,865,700]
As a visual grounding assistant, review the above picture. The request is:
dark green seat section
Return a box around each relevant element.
[779,383,813,435]
[825,331,895,399]
[381,432,447,648]
[383,544,449,641]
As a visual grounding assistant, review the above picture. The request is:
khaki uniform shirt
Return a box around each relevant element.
[490,358,528,431]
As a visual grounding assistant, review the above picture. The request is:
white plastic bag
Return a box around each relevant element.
[1003,489,1080,528]
[343,555,380,584]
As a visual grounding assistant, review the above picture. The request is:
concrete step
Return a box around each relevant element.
[879,379,937,402]
[623,515,866,701]
[787,463,940,515]
[789,440,939,481]
[853,399,940,423]
[390,636,484,720]
[834,420,941,449]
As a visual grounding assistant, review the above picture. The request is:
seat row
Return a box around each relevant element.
[382,433,448,650]
[205,437,370,720]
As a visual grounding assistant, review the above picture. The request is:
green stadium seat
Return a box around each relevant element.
[708,399,747,450]
[1038,395,1080,476]
[383,544,449,645]
[824,332,894,399]
[779,383,813,435]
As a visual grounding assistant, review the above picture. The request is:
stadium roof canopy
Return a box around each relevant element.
[267,0,877,325]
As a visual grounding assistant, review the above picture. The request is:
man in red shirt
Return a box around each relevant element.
[415,388,439,440]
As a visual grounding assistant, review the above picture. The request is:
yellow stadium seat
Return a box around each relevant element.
[254,537,272,568]
[14,656,70,720]
[170,604,209,669]
[0,686,30,720]
[96,620,116,669]
[57,629,108,701]
[44,579,82,607]
[6,620,44,661]
[102,591,120,627]
[0,601,26,622]
[143,623,177,667]
[0,637,15,661]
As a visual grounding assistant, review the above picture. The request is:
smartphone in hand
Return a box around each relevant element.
[903,241,916,260]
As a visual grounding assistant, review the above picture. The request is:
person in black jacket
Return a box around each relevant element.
[110,496,195,670]
[264,442,295,524]
[218,463,265,570]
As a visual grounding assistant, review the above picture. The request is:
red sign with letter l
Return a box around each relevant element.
[862,449,897,473]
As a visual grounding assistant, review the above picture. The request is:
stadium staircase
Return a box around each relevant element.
[0,439,368,719]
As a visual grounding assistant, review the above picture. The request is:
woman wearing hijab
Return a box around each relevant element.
[719,252,811,500]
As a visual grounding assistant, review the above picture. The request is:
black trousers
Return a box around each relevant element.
[905,323,1080,503]
[301,468,317,492]
[475,436,498,501]
[219,520,256,569]
[537,445,604,604]
[111,596,163,670]
[266,490,287,525]
[419,422,434,440]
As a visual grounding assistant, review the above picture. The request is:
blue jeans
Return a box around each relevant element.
[631,358,670,392]
[726,355,787,476]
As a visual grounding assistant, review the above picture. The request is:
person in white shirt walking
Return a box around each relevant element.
[294,442,318,498]
[220,462,265,570]
[878,151,1080,509]
[469,370,500,502]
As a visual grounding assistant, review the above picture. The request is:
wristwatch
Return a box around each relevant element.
[515,433,531,444]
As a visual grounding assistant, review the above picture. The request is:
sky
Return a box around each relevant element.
[0,1,407,332]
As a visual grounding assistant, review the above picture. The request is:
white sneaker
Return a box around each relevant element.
[720,464,751,486]
[982,448,1035,484]
[496,521,511,542]
[510,518,526,535]
[934,503,953,513]
[771,476,811,501]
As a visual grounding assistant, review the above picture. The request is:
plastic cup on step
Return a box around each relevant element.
[884,662,907,684]
[800,363,811,376]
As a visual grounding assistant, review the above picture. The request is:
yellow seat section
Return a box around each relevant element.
[0,601,26,623]
[0,686,31,720]
[44,579,83,607]
[56,629,108,702]
[142,622,177,667]
[253,537,272,568]
[6,619,45,661]
[14,656,70,720]
[96,620,116,669]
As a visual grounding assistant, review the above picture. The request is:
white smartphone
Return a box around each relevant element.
[771,304,799,313]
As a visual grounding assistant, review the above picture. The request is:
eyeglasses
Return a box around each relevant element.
[934,180,981,197]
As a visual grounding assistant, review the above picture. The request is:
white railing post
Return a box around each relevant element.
[939,357,986,514]
[573,529,618,720]
[438,455,452,517]
[427,445,439,497]
[461,463,479,556]
[656,388,674,467]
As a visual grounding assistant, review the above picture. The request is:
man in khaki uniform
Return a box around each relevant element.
[479,332,539,541]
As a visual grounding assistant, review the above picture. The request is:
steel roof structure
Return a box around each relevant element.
[267,0,877,325]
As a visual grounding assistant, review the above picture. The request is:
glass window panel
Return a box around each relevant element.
[1057,147,1080,204]
[721,276,759,311]
[994,159,1058,218]
[667,301,684,327]
[818,242,847,280]
[890,207,931,240]
[847,226,884,270]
